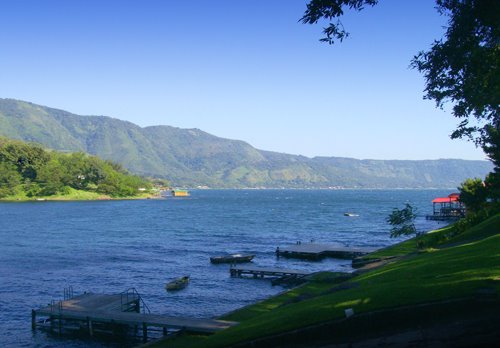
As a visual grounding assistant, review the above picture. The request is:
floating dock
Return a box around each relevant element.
[230,265,310,279]
[277,242,377,260]
[32,288,237,342]
[425,214,461,221]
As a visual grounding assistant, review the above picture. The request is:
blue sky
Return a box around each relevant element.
[0,0,486,160]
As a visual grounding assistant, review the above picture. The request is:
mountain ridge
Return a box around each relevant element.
[0,98,492,188]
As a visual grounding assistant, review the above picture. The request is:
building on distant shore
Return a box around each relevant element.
[171,189,190,197]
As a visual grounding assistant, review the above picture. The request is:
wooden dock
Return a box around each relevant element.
[32,288,237,342]
[425,214,461,221]
[277,242,377,260]
[230,265,310,279]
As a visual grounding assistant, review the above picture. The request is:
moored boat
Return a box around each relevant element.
[210,254,255,264]
[165,276,190,291]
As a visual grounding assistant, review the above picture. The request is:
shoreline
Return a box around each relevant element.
[146,224,455,347]
[0,194,162,203]
[146,215,499,348]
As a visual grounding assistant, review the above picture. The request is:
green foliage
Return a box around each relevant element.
[485,172,500,207]
[386,203,417,238]
[482,124,500,169]
[454,206,498,235]
[300,0,378,44]
[458,177,488,213]
[412,0,499,148]
[96,168,149,197]
[25,182,42,197]
[0,136,151,199]
[449,212,500,244]
[37,158,65,195]
[0,161,21,197]
[0,139,50,181]
[483,125,500,203]
[367,224,456,259]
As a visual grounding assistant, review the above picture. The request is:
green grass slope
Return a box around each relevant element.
[155,214,499,347]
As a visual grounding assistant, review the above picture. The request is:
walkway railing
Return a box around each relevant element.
[63,286,74,300]
[120,288,151,314]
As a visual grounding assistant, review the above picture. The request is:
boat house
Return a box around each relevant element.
[171,189,190,197]
[426,193,465,220]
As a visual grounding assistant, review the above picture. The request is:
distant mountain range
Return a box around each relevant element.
[0,98,492,188]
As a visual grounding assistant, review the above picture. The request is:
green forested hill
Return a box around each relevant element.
[0,98,493,188]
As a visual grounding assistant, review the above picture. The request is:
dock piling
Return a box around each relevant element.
[31,309,36,330]
[277,242,376,260]
[87,317,93,336]
[142,322,148,342]
[229,266,309,279]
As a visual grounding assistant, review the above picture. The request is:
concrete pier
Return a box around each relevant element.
[32,289,237,342]
[277,242,377,260]
[230,265,310,279]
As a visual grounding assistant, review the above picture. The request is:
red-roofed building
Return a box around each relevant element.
[427,193,465,220]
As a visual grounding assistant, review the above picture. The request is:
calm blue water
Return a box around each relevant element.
[0,189,451,347]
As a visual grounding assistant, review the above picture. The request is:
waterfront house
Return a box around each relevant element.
[427,193,465,220]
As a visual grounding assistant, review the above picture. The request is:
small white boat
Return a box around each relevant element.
[344,212,359,217]
[165,276,190,291]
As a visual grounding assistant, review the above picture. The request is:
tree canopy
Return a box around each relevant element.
[411,0,499,147]
[300,0,378,44]
[458,177,488,213]
[0,137,151,199]
[386,203,418,239]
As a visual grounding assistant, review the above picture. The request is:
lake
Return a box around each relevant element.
[0,189,452,347]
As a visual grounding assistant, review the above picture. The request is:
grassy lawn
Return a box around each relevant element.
[152,214,500,348]
[364,223,458,259]
[0,186,156,201]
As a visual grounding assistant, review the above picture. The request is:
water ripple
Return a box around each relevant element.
[0,189,449,347]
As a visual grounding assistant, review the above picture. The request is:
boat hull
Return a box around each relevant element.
[165,276,190,291]
[210,254,255,264]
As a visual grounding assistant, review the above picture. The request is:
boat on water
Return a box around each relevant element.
[165,276,190,291]
[210,254,255,264]
[344,212,359,217]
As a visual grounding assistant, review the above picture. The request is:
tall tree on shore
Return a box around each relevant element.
[458,177,488,213]
[301,0,500,198]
